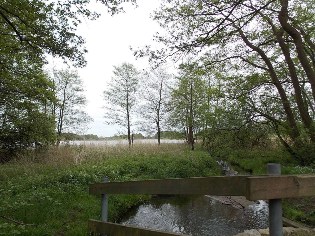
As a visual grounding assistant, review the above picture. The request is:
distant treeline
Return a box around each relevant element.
[153,131,185,140]
[60,131,185,141]
[61,133,100,141]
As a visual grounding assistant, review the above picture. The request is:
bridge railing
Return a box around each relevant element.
[88,163,315,236]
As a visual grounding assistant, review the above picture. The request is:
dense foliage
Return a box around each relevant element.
[0,66,56,161]
[0,0,135,160]
[135,0,315,165]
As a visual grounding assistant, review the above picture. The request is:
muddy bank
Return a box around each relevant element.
[208,195,259,209]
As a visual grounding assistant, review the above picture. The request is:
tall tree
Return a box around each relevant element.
[103,63,139,146]
[0,0,135,158]
[144,0,315,163]
[137,67,172,144]
[0,68,56,161]
[0,0,137,67]
[51,69,92,145]
[168,63,207,150]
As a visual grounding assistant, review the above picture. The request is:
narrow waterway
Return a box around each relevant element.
[121,195,268,236]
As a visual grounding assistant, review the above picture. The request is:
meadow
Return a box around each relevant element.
[1,143,315,235]
[0,143,220,235]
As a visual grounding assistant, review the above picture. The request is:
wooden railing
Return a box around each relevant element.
[88,164,315,236]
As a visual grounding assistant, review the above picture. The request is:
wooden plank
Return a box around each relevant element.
[283,217,311,229]
[246,175,315,200]
[89,176,248,196]
[88,220,188,236]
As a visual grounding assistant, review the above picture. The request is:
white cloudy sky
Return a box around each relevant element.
[75,0,162,137]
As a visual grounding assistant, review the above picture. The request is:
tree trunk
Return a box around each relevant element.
[56,85,67,147]
[127,115,131,147]
[126,92,131,147]
[188,125,194,150]
[157,122,161,145]
[188,82,194,150]
[274,28,315,142]
[278,0,315,103]
[157,80,163,146]
[56,104,65,147]
[237,25,301,145]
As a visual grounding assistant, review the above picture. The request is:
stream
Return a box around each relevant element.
[121,161,268,236]
[121,195,268,236]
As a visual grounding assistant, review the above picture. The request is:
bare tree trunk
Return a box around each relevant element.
[236,25,301,145]
[188,125,194,150]
[157,121,161,145]
[56,93,66,147]
[185,108,189,143]
[274,28,315,142]
[188,82,194,150]
[127,114,131,147]
[126,92,131,147]
[262,10,315,142]
[278,0,315,102]
[157,80,163,145]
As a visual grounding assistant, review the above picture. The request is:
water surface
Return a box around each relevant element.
[63,139,184,146]
[121,195,268,236]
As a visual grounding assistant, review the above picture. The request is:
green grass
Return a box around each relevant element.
[283,197,315,226]
[0,143,220,235]
[220,147,315,227]
[220,148,293,174]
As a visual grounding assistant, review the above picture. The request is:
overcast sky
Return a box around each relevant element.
[75,0,162,137]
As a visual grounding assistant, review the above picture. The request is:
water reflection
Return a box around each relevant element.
[121,196,268,236]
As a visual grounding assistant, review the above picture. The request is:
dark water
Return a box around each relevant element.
[121,195,268,236]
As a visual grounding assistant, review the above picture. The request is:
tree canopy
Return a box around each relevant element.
[51,69,92,144]
[137,67,172,144]
[140,0,315,164]
[103,63,140,146]
[0,0,135,159]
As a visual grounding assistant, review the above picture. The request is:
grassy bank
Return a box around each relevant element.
[219,148,315,226]
[0,144,220,235]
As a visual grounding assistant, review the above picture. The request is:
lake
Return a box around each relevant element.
[62,139,185,146]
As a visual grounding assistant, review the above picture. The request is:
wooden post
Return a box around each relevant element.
[101,177,109,236]
[101,177,109,221]
[267,163,283,236]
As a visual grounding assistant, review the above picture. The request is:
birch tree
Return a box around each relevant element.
[138,67,172,144]
[142,0,315,163]
[52,69,92,145]
[103,63,139,146]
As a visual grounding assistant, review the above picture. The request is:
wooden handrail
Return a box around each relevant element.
[89,175,315,200]
[246,175,315,200]
[88,173,315,236]
[90,176,248,196]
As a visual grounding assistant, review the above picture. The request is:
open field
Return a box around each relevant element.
[0,143,219,235]
[1,144,315,235]
[63,139,185,146]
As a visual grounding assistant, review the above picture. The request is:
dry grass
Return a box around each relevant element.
[11,143,188,167]
[0,142,218,235]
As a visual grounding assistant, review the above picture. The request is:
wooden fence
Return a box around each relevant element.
[88,164,315,236]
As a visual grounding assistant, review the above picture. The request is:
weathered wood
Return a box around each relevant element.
[246,175,315,200]
[89,176,248,196]
[283,217,311,229]
[88,220,188,236]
